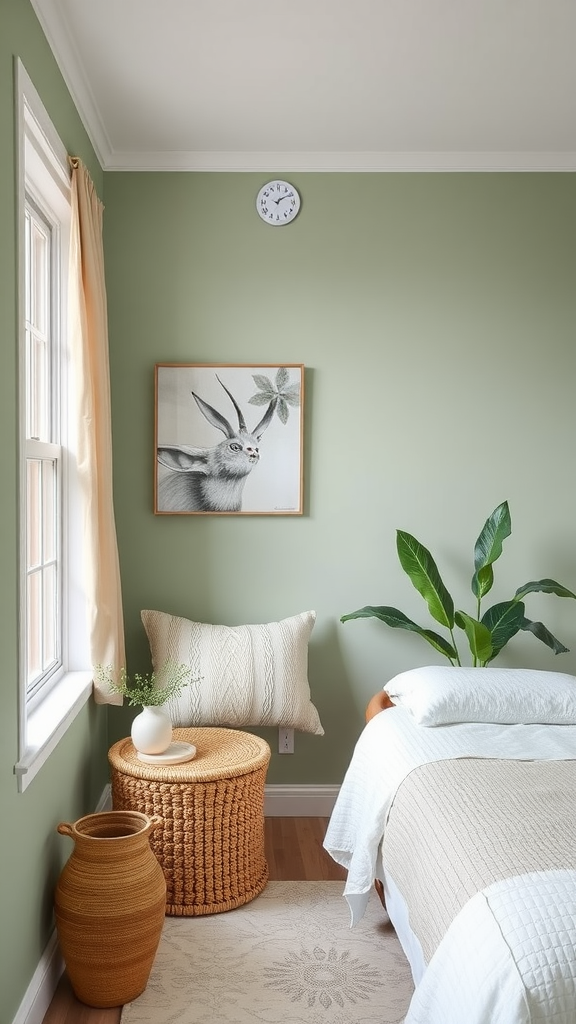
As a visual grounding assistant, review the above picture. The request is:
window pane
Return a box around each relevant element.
[42,459,57,562]
[26,455,60,693]
[25,210,31,324]
[30,217,48,334]
[25,205,51,443]
[27,569,42,685]
[43,563,58,668]
[28,331,48,441]
[27,459,41,568]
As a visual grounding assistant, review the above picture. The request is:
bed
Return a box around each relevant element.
[323,665,576,1024]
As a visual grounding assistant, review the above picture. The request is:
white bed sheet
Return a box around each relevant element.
[323,705,576,926]
[382,869,427,983]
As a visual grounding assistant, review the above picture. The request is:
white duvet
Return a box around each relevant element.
[405,869,576,1024]
[323,705,576,1024]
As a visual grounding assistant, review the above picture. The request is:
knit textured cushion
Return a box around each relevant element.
[140,609,324,735]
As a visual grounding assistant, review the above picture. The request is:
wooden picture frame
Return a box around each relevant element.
[154,363,304,515]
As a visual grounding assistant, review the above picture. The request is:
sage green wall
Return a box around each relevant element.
[104,171,576,783]
[2,4,576,1020]
[0,2,109,1021]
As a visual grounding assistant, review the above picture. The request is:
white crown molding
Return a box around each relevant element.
[104,149,576,173]
[29,1,576,174]
[26,2,576,174]
[29,0,113,168]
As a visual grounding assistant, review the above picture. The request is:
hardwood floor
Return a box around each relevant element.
[42,817,346,1024]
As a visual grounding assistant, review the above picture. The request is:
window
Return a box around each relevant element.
[15,61,91,792]
[25,200,61,698]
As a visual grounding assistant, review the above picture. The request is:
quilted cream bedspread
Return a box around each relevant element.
[383,756,576,963]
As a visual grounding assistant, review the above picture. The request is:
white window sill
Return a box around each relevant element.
[14,672,93,792]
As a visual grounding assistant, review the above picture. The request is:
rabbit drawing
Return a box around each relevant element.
[157,376,277,512]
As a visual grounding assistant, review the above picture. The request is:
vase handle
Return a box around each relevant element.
[57,822,75,837]
[146,814,163,834]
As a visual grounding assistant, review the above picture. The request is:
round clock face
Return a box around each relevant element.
[256,180,300,226]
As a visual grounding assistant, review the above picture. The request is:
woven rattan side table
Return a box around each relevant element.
[108,727,270,916]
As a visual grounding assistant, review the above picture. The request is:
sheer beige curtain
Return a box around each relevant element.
[68,157,125,704]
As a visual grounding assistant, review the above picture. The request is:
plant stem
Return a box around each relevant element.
[449,629,462,666]
[470,594,482,666]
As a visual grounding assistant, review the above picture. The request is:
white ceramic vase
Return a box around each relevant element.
[131,705,173,755]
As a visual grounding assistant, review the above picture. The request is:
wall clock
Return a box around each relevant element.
[256,180,300,226]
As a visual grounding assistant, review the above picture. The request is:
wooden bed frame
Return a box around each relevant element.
[365,689,395,907]
[365,689,395,722]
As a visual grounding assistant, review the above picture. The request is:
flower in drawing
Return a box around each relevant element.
[248,367,300,425]
[264,944,382,1009]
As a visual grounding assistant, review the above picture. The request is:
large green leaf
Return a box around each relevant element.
[341,606,458,660]
[471,501,511,600]
[520,617,570,655]
[396,532,455,629]
[454,611,493,664]
[514,579,576,601]
[481,600,526,660]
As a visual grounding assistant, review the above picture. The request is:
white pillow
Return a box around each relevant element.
[384,665,576,726]
[141,609,324,735]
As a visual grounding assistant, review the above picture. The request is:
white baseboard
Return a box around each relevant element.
[102,781,339,816]
[12,932,63,1024]
[98,785,112,811]
[264,784,339,816]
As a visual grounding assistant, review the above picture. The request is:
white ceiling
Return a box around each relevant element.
[31,0,576,172]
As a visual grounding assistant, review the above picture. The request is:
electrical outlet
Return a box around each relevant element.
[278,727,294,754]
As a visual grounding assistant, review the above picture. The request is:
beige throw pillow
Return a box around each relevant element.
[140,609,324,735]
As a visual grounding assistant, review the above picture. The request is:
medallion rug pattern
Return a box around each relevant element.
[121,880,413,1024]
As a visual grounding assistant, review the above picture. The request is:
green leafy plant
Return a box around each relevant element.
[95,661,191,708]
[341,501,576,667]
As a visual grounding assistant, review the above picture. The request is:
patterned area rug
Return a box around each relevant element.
[121,880,414,1024]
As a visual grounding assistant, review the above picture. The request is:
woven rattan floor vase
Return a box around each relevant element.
[55,810,167,1008]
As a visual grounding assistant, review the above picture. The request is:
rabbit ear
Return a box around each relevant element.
[157,445,209,474]
[253,396,278,439]
[191,391,235,439]
[216,376,247,432]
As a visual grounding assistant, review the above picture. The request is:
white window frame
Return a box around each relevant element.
[25,196,62,698]
[14,60,92,793]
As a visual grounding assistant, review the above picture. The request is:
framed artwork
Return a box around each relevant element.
[154,363,304,515]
